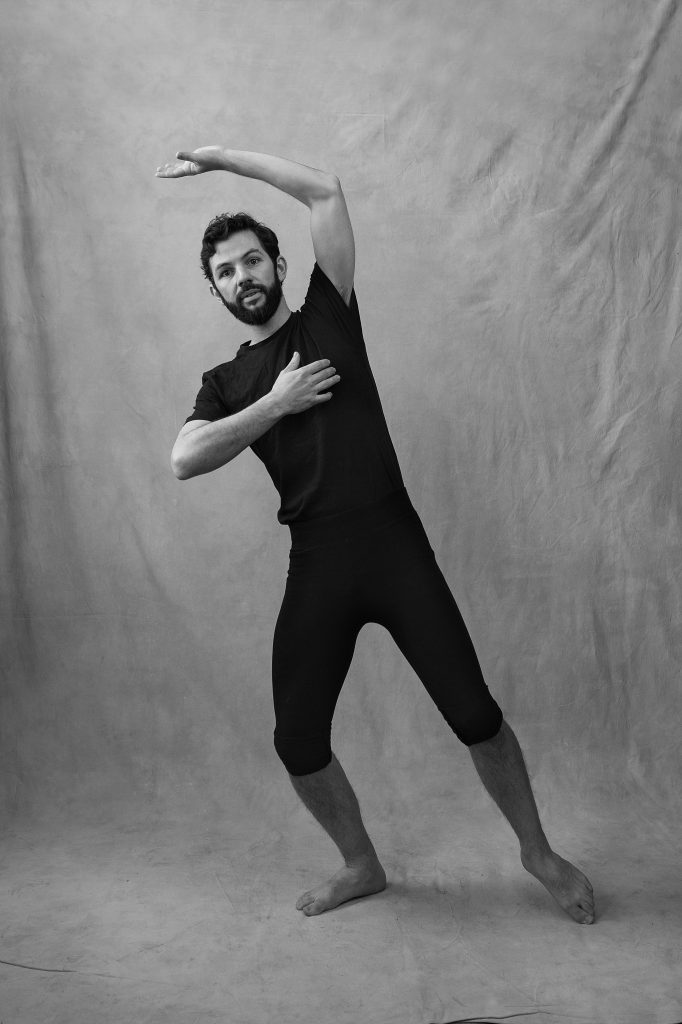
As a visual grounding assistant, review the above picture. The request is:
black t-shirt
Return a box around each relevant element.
[184,263,404,523]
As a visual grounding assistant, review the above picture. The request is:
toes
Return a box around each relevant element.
[303,900,324,917]
[576,901,595,924]
[296,892,315,910]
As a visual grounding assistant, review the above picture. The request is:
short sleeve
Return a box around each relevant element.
[299,263,364,342]
[184,371,230,424]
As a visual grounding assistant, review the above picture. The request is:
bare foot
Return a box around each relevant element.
[296,857,387,917]
[521,848,595,924]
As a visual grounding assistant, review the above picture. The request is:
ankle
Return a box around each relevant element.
[520,837,552,864]
[344,846,380,870]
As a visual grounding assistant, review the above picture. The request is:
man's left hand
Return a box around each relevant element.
[155,146,226,178]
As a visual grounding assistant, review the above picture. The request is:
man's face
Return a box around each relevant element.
[209,230,283,326]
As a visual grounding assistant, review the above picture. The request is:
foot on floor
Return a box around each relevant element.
[296,857,387,917]
[521,848,595,924]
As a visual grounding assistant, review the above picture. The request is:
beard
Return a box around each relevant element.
[221,276,283,326]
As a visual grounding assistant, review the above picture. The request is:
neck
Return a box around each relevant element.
[248,297,291,343]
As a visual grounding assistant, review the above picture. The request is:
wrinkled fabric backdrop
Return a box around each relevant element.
[2,2,681,1023]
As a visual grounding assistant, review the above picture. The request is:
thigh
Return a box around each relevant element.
[373,518,498,724]
[272,552,361,736]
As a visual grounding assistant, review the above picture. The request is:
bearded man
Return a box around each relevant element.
[157,146,595,924]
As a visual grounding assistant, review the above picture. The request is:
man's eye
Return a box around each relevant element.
[249,258,260,265]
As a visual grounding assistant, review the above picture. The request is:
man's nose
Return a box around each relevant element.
[235,267,252,288]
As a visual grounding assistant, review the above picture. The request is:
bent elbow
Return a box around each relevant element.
[171,449,194,481]
[312,173,342,203]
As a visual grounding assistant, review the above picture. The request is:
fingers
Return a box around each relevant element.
[154,156,199,178]
[301,358,340,395]
[302,358,331,374]
[275,354,340,412]
[155,162,194,178]
[282,356,334,378]
[315,372,341,390]
[310,364,338,381]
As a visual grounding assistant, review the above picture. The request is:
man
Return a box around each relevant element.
[157,145,595,924]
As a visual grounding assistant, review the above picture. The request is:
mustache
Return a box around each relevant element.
[238,284,264,298]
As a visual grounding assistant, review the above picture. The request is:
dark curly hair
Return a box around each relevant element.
[200,212,280,284]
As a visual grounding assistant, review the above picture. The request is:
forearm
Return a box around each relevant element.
[215,148,338,208]
[172,393,284,480]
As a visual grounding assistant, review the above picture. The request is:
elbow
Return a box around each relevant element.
[170,448,194,481]
[311,173,342,203]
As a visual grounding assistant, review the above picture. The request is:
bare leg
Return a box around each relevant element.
[288,753,386,916]
[469,719,595,924]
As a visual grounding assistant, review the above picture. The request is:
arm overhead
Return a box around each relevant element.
[156,146,356,303]
[171,353,340,479]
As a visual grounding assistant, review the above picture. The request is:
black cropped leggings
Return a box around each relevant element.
[272,488,503,776]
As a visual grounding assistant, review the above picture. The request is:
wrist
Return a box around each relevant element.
[260,391,286,420]
[217,147,249,174]
[215,146,232,171]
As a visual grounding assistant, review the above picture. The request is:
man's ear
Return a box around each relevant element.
[209,284,219,299]
[276,255,287,283]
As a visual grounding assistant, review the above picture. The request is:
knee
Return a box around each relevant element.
[443,702,504,747]
[273,730,333,776]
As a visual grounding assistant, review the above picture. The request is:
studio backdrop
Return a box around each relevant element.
[2,0,681,830]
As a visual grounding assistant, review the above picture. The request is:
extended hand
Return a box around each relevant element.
[155,146,227,178]
[270,353,341,415]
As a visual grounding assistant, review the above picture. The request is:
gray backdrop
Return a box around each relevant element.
[2,3,681,1023]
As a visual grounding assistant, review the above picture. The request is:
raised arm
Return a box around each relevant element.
[156,147,355,303]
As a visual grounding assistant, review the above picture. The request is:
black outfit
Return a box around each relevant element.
[186,264,503,774]
[186,264,403,524]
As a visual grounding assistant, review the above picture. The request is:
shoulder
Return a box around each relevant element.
[309,261,352,297]
[301,263,359,318]
[199,357,238,385]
